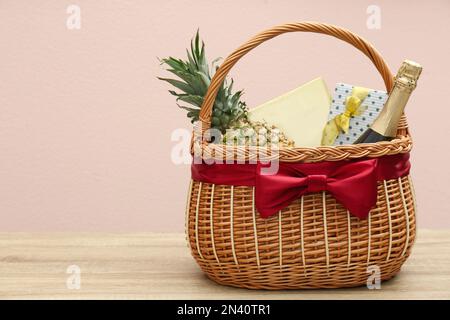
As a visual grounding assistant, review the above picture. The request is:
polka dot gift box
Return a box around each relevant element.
[326,83,388,145]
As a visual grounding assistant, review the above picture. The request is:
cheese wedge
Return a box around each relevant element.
[248,77,331,147]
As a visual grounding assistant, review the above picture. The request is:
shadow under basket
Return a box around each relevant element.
[185,22,417,290]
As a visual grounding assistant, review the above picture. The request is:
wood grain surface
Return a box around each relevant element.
[0,230,449,299]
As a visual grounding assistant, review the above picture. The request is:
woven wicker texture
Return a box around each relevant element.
[187,22,416,289]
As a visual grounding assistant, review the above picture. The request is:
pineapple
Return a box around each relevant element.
[159,32,294,147]
[159,31,246,134]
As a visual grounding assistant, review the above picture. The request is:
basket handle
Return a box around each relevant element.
[198,22,394,132]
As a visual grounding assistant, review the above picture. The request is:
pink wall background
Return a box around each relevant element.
[0,0,449,231]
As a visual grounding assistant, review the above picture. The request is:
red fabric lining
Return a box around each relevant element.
[191,153,410,219]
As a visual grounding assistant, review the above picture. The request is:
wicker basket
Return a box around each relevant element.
[186,22,416,289]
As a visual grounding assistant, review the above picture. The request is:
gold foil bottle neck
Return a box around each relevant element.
[395,60,423,91]
[370,60,422,138]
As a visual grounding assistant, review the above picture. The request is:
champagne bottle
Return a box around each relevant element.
[354,60,422,144]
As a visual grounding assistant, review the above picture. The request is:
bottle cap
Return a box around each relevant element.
[396,60,422,89]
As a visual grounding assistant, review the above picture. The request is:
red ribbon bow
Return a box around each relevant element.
[191,153,411,220]
[255,159,378,219]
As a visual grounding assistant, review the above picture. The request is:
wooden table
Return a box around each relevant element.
[0,230,449,299]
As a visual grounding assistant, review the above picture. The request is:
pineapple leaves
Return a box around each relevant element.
[158,31,248,133]
[157,77,195,95]
[195,71,210,88]
[160,57,186,71]
[176,94,203,107]
[178,105,200,123]
[211,57,222,70]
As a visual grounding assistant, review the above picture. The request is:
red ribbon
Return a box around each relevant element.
[191,153,411,219]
